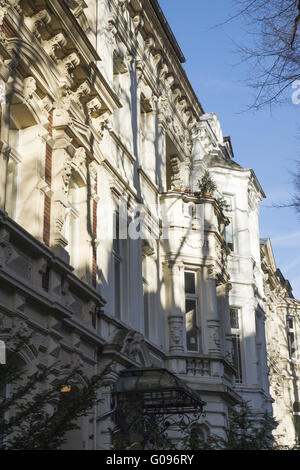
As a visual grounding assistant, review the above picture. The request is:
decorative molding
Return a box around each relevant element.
[24,9,52,39]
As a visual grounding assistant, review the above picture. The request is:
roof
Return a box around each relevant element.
[149,0,186,63]
[114,368,206,412]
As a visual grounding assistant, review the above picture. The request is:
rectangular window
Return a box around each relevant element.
[225,216,234,251]
[113,211,122,319]
[143,280,150,340]
[184,271,199,352]
[230,308,243,384]
[5,159,18,219]
[223,195,234,251]
[287,316,296,360]
[66,180,79,270]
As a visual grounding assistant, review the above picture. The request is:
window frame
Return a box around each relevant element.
[184,270,200,353]
[113,210,123,320]
[286,315,297,361]
[223,194,235,252]
[230,307,244,384]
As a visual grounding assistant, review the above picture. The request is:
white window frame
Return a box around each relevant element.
[113,210,123,320]
[230,307,243,384]
[223,194,235,252]
[286,315,297,361]
[65,180,80,270]
[184,270,200,352]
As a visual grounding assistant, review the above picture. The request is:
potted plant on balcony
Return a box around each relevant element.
[198,170,217,197]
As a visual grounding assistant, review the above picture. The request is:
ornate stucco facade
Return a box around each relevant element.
[0,0,298,449]
[261,239,300,448]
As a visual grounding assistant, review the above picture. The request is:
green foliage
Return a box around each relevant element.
[216,197,230,211]
[181,401,278,450]
[198,170,217,194]
[110,400,278,451]
[0,334,109,450]
[109,402,174,450]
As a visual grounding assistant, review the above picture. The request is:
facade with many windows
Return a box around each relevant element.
[0,0,298,449]
[261,239,300,448]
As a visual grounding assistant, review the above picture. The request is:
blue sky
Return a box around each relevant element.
[159,0,300,299]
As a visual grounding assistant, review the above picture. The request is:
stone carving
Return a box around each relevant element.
[55,200,67,234]
[135,59,144,81]
[71,80,91,105]
[25,9,52,38]
[172,86,181,102]
[153,50,163,68]
[67,0,87,18]
[39,94,52,113]
[11,319,31,340]
[169,315,184,352]
[145,35,155,55]
[91,111,111,139]
[159,61,168,80]
[23,76,36,101]
[0,2,8,27]
[73,146,86,169]
[58,52,80,76]
[169,154,182,188]
[89,161,97,197]
[43,32,67,60]
[165,73,174,90]
[158,94,171,124]
[8,0,22,13]
[178,95,187,109]
[121,330,144,362]
[87,96,102,118]
[107,14,117,45]
[187,358,211,376]
[62,158,72,194]
[207,263,219,280]
[132,13,143,33]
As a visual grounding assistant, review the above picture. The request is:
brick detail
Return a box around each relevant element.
[2,20,16,38]
[43,196,51,246]
[45,144,52,186]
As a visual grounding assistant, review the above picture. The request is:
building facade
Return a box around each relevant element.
[261,239,300,448]
[0,0,298,449]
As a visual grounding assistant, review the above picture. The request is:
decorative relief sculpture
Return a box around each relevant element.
[55,200,67,235]
[145,35,155,55]
[107,14,117,42]
[132,13,144,33]
[58,52,80,77]
[43,32,67,60]
[71,80,91,106]
[87,96,102,118]
[24,9,51,38]
[89,161,98,197]
[89,109,111,140]
[169,315,184,352]
[0,2,8,27]
[23,76,36,101]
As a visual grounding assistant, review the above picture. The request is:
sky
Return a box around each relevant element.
[159,0,300,299]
